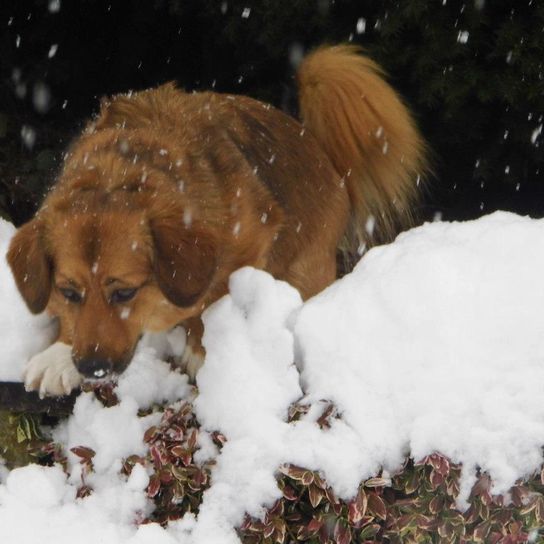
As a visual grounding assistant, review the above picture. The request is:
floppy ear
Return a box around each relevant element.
[6,219,52,313]
[150,216,217,308]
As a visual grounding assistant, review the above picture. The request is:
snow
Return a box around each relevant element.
[1,211,544,542]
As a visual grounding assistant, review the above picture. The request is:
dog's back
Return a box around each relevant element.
[75,45,426,294]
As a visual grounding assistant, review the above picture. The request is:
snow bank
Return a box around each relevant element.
[0,219,56,381]
[1,211,544,543]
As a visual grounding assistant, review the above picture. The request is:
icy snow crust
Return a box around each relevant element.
[2,211,544,542]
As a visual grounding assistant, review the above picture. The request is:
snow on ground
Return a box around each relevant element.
[2,211,544,542]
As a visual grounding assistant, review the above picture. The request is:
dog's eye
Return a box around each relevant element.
[110,288,137,304]
[59,288,83,303]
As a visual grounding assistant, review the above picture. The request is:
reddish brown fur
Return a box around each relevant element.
[7,45,427,382]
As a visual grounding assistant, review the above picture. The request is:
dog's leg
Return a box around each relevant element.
[180,317,205,382]
[24,342,81,398]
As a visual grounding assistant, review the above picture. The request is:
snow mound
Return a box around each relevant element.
[294,211,544,501]
[1,211,544,543]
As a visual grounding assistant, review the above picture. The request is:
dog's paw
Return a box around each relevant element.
[180,345,205,382]
[24,342,82,398]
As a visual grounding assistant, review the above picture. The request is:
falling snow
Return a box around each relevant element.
[20,125,36,150]
[32,82,52,114]
[457,30,469,44]
[48,44,58,58]
[48,0,61,13]
[356,17,366,34]
[531,125,542,144]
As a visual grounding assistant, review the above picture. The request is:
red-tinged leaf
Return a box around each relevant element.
[445,476,460,497]
[143,426,160,444]
[76,485,93,498]
[281,484,298,501]
[70,446,96,461]
[493,507,514,526]
[165,424,184,441]
[429,494,444,515]
[149,445,164,468]
[211,431,227,447]
[415,514,434,531]
[414,455,430,467]
[301,471,314,486]
[273,519,286,544]
[472,521,491,542]
[367,493,387,521]
[364,477,389,488]
[240,516,252,531]
[187,477,202,492]
[317,403,337,429]
[391,514,413,533]
[268,500,284,517]
[147,475,161,498]
[359,523,381,540]
[313,473,327,490]
[325,486,339,506]
[309,483,324,508]
[479,501,490,521]
[438,521,455,540]
[510,486,527,508]
[487,532,503,544]
[284,512,302,522]
[356,488,368,514]
[247,520,265,533]
[262,522,275,539]
[334,519,351,544]
[502,534,530,544]
[348,502,364,526]
[307,517,323,535]
[171,465,188,482]
[480,490,493,506]
[187,429,198,450]
[159,468,174,484]
[508,520,522,534]
[404,469,420,495]
[535,496,544,523]
[470,474,491,498]
[429,469,444,489]
[427,453,450,476]
[464,503,480,524]
[348,492,368,527]
[170,445,188,458]
[279,465,306,482]
[297,518,322,540]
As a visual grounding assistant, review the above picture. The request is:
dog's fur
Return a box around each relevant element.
[7,45,427,396]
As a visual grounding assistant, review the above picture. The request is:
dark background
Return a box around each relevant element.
[0,0,543,227]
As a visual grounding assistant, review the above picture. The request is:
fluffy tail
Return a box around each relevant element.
[297,45,428,257]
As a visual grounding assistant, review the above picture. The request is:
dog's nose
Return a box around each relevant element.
[77,358,113,379]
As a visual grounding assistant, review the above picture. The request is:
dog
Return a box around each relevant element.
[7,45,427,397]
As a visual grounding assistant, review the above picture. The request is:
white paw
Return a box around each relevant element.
[180,345,205,382]
[24,342,82,398]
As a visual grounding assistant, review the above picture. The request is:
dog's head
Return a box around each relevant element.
[7,187,217,379]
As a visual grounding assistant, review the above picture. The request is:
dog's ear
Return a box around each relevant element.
[150,215,217,308]
[6,219,52,313]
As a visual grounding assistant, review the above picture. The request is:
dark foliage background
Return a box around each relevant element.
[0,0,543,226]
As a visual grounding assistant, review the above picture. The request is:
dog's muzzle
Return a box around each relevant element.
[77,358,114,379]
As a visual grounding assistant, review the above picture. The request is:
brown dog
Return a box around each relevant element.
[7,45,427,396]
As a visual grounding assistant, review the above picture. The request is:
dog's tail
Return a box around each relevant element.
[297,45,428,257]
